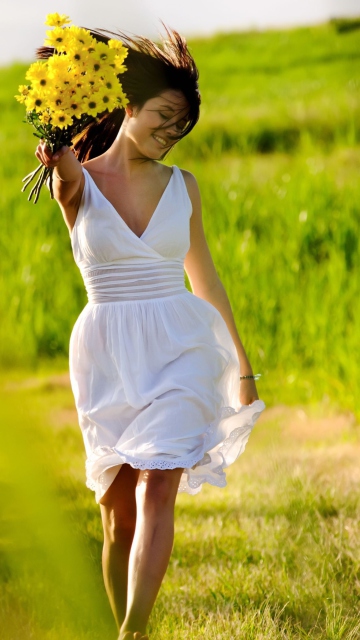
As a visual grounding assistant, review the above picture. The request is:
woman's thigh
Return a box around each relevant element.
[100,464,140,537]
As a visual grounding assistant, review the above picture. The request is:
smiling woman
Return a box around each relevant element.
[34,21,264,640]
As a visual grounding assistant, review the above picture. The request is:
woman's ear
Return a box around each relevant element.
[125,105,134,117]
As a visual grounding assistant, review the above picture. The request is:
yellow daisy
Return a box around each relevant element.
[82,95,104,118]
[39,112,52,125]
[15,85,31,103]
[25,89,47,112]
[25,61,48,84]
[44,27,70,53]
[66,47,90,68]
[50,110,73,129]
[68,26,95,49]
[92,41,116,64]
[113,57,127,73]
[48,91,72,112]
[47,54,71,79]
[108,39,128,56]
[67,91,88,117]
[15,93,27,104]
[96,88,118,111]
[45,13,71,27]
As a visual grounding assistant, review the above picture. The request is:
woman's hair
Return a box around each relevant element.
[37,26,200,162]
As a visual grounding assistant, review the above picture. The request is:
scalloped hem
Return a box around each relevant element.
[85,399,265,502]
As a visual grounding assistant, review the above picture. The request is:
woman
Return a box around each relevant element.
[36,26,265,640]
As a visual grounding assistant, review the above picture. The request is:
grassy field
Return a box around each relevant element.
[1,371,359,639]
[0,20,359,414]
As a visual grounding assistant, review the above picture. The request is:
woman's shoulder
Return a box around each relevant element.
[175,167,200,199]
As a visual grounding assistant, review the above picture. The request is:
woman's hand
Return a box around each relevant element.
[239,378,259,406]
[35,141,71,168]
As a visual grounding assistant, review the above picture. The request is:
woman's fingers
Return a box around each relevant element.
[35,143,70,168]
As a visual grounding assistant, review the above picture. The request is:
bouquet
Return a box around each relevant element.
[15,13,128,203]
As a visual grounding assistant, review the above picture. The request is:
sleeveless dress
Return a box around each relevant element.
[69,165,265,503]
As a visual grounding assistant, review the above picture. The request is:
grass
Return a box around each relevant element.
[0,372,359,639]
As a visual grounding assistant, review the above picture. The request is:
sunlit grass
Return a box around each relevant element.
[1,373,359,639]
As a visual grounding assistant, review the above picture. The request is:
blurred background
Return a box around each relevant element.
[1,0,360,64]
[1,2,359,639]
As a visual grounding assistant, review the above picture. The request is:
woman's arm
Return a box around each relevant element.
[182,170,259,405]
[35,142,84,232]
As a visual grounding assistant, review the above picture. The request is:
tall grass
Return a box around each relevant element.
[0,22,359,415]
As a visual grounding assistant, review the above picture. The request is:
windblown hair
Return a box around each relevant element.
[37,26,201,162]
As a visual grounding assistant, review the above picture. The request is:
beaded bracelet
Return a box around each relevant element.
[239,374,261,380]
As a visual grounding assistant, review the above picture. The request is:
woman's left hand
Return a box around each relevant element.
[239,378,259,406]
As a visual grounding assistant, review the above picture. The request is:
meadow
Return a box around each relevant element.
[0,18,359,639]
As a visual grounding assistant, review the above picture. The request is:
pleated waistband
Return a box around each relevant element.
[83,262,187,303]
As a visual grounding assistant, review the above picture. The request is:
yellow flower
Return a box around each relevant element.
[48,90,72,112]
[67,91,87,117]
[45,13,71,27]
[44,27,71,53]
[66,47,90,68]
[96,88,117,111]
[108,39,128,56]
[15,93,27,104]
[113,57,127,73]
[87,55,105,75]
[39,112,52,125]
[92,42,116,64]
[67,26,95,49]
[47,54,71,81]
[82,95,104,118]
[15,85,31,103]
[25,89,47,112]
[18,84,31,95]
[25,61,48,84]
[50,110,73,128]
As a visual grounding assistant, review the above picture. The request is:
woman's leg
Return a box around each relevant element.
[99,464,140,629]
[119,467,184,638]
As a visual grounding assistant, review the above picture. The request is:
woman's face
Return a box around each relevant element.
[125,89,189,159]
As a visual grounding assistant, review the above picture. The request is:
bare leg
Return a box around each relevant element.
[119,467,184,638]
[100,464,140,629]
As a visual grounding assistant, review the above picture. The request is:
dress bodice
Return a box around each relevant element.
[70,165,192,271]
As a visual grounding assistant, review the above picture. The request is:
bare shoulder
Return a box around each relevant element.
[178,169,201,210]
[179,169,199,192]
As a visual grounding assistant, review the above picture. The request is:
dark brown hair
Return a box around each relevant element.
[37,26,201,162]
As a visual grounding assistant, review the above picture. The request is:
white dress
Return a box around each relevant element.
[69,165,265,503]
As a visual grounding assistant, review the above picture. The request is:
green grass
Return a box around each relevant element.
[1,372,359,639]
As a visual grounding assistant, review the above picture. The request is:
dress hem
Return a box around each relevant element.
[84,399,265,502]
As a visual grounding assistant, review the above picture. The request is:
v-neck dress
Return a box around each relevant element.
[69,165,265,502]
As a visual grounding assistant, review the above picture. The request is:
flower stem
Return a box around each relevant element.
[22,163,43,186]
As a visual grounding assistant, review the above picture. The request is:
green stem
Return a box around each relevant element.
[49,168,54,200]
[28,166,46,202]
[33,167,49,204]
[22,163,43,185]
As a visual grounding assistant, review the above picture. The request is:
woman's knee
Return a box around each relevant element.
[136,468,183,512]
[101,505,137,545]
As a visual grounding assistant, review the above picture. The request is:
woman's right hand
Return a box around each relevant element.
[35,141,71,168]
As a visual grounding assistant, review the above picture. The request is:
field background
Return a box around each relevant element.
[0,18,359,639]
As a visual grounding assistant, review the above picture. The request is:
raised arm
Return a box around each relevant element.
[183,170,259,405]
[35,142,84,233]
